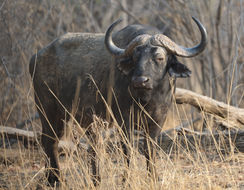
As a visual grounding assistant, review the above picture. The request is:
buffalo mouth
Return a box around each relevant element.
[133,86,153,90]
[130,86,152,104]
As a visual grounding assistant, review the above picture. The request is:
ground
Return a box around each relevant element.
[1,124,244,190]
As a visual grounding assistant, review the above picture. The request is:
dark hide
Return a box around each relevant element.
[30,24,192,186]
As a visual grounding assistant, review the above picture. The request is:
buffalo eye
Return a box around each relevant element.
[154,54,165,63]
[156,57,164,62]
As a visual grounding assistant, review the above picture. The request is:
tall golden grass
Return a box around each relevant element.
[1,116,244,189]
[0,0,244,189]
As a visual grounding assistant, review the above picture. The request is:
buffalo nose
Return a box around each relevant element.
[132,76,149,88]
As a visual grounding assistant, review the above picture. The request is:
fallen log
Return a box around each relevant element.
[175,88,244,129]
[157,127,244,154]
[0,126,39,148]
[1,125,244,154]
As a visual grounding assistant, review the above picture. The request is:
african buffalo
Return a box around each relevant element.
[29,17,207,186]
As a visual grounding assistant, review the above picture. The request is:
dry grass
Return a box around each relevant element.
[1,119,244,190]
[1,0,244,189]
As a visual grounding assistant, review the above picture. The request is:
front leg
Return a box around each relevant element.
[143,121,162,181]
[86,128,101,186]
[120,123,131,183]
[144,134,157,179]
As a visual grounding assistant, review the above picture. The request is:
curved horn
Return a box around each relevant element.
[105,19,125,57]
[151,17,207,57]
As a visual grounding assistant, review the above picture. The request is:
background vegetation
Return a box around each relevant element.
[0,0,244,189]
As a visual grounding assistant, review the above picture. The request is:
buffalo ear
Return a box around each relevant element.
[167,55,191,78]
[117,57,134,75]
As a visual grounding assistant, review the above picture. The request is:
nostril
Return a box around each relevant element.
[144,77,149,83]
[132,76,149,88]
[132,76,149,83]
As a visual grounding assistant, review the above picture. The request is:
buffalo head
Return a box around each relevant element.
[105,17,207,103]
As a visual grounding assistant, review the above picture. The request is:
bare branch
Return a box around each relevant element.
[175,88,244,128]
[158,126,244,153]
[1,124,244,154]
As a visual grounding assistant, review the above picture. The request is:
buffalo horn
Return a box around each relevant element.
[151,17,207,57]
[104,19,125,57]
[105,19,151,57]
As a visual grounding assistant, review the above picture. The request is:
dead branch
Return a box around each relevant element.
[1,125,244,154]
[158,127,244,154]
[0,126,39,147]
[175,88,244,129]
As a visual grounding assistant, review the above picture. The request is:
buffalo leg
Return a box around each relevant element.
[144,136,157,179]
[121,141,130,166]
[120,124,131,183]
[144,124,161,180]
[38,107,65,186]
[41,131,60,186]
[121,124,131,167]
[86,128,100,186]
